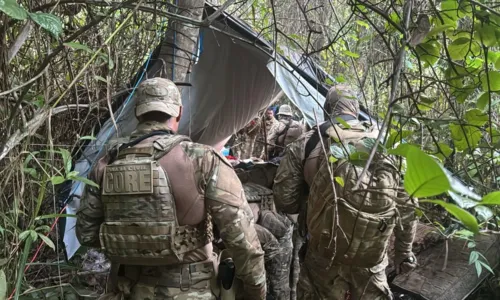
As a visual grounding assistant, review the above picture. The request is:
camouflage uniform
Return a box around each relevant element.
[235,118,261,159]
[273,86,418,300]
[263,105,304,160]
[254,116,279,158]
[76,78,266,300]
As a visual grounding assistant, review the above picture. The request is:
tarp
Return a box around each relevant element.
[63,5,355,259]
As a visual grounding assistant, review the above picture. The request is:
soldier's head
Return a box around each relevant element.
[265,107,275,120]
[135,77,183,131]
[324,85,360,120]
[277,104,293,121]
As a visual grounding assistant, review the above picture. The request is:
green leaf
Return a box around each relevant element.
[0,269,6,300]
[343,50,360,59]
[437,143,453,158]
[448,37,471,60]
[404,146,450,197]
[416,41,441,67]
[469,250,479,264]
[427,24,454,37]
[73,176,99,188]
[50,176,66,185]
[421,199,479,233]
[19,230,30,241]
[475,261,482,277]
[449,124,482,151]
[495,57,500,70]
[14,234,32,299]
[465,108,488,126]
[476,92,489,111]
[386,130,412,149]
[355,20,370,29]
[28,12,63,38]
[335,177,345,187]
[335,117,351,129]
[440,0,459,24]
[476,23,498,47]
[23,167,37,178]
[388,143,414,157]
[35,225,50,233]
[335,75,345,83]
[30,230,38,241]
[478,260,495,275]
[349,151,370,161]
[67,170,79,179]
[63,42,93,54]
[325,77,334,85]
[38,234,55,251]
[59,148,71,174]
[329,156,338,164]
[0,0,28,20]
[480,71,500,92]
[480,191,500,205]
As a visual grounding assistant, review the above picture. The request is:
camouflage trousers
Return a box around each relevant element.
[297,252,392,300]
[98,262,216,300]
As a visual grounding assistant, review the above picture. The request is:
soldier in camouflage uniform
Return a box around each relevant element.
[263,105,304,160]
[235,117,261,159]
[273,85,418,300]
[76,78,266,300]
[254,108,279,158]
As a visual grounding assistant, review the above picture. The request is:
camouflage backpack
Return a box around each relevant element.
[305,121,400,268]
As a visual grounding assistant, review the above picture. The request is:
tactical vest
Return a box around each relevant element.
[305,125,399,268]
[99,134,212,265]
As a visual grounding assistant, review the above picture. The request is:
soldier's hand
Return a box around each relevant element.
[395,252,417,274]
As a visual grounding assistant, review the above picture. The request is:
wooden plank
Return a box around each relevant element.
[390,228,500,300]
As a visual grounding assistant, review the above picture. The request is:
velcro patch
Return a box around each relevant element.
[102,162,154,195]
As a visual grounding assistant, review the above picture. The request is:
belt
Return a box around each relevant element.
[137,261,214,291]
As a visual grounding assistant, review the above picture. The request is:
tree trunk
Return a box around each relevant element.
[160,0,205,86]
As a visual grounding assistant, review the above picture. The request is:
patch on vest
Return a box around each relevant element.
[102,162,154,195]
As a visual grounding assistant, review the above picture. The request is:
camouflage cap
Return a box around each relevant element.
[135,78,182,118]
[278,104,293,116]
[324,84,360,117]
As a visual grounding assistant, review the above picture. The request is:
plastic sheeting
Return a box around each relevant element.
[63,24,283,259]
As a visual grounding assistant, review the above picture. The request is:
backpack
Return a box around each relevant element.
[304,120,400,268]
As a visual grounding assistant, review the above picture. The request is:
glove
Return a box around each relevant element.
[395,252,417,274]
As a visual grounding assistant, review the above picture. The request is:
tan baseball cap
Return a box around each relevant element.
[135,78,182,118]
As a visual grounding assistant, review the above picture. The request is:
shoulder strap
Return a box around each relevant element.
[108,130,174,163]
[153,135,191,159]
[304,115,356,160]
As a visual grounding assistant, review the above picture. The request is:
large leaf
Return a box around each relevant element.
[465,108,488,126]
[73,176,99,188]
[404,146,450,198]
[421,200,479,233]
[480,191,500,205]
[0,0,28,20]
[416,41,441,67]
[386,130,413,149]
[59,148,72,174]
[440,0,459,26]
[28,12,63,37]
[480,71,500,92]
[448,37,471,60]
[476,23,498,47]
[476,92,489,111]
[449,124,482,151]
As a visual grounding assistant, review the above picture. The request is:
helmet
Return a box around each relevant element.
[135,78,182,118]
[278,104,293,116]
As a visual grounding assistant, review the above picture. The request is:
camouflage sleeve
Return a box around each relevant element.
[75,157,107,248]
[273,140,306,214]
[394,188,418,256]
[204,151,266,300]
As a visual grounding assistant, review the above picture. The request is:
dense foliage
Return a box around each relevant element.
[0,0,499,298]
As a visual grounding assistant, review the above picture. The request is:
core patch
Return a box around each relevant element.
[102,162,154,195]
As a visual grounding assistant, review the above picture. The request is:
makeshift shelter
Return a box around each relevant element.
[61,2,374,259]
